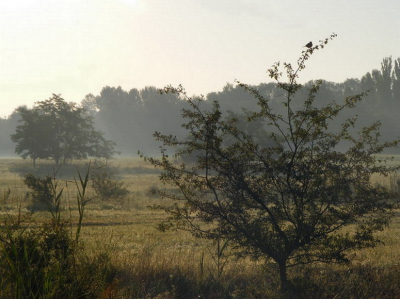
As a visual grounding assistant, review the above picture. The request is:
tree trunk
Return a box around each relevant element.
[278,260,289,291]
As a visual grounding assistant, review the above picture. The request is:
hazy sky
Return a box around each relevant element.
[1,0,399,117]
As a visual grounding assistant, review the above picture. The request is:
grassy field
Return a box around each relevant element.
[1,157,400,298]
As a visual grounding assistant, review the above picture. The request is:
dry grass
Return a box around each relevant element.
[1,157,400,298]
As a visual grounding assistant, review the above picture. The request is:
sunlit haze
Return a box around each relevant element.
[1,0,399,117]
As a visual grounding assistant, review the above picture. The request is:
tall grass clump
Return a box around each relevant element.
[0,166,116,299]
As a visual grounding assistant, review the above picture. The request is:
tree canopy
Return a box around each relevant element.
[11,94,117,167]
[142,34,400,290]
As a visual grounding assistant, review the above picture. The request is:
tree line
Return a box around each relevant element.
[1,56,400,159]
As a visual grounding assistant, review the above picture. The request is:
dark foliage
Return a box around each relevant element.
[24,173,60,212]
[142,34,400,290]
[0,216,102,298]
[91,162,130,202]
[11,94,118,167]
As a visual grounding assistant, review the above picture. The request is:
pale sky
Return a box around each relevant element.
[1,0,399,118]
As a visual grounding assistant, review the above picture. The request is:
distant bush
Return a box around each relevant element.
[91,162,130,203]
[146,185,159,197]
[24,173,60,212]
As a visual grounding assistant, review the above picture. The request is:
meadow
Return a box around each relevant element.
[1,157,400,298]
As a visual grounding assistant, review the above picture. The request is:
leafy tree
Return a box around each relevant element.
[343,78,361,98]
[10,106,51,168]
[11,94,117,167]
[142,34,399,290]
[392,58,400,102]
[379,56,393,103]
[360,71,375,96]
[92,85,188,155]
[181,110,279,164]
[80,93,99,117]
[223,110,278,148]
[94,86,144,154]
[370,57,393,106]
[0,111,20,156]
[207,83,259,113]
[140,86,187,139]
[360,71,378,118]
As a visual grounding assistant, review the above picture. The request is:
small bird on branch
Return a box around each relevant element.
[304,41,313,48]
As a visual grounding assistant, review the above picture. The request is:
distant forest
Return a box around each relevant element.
[1,56,400,157]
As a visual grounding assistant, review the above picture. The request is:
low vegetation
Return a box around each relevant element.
[91,160,130,202]
[0,158,399,298]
